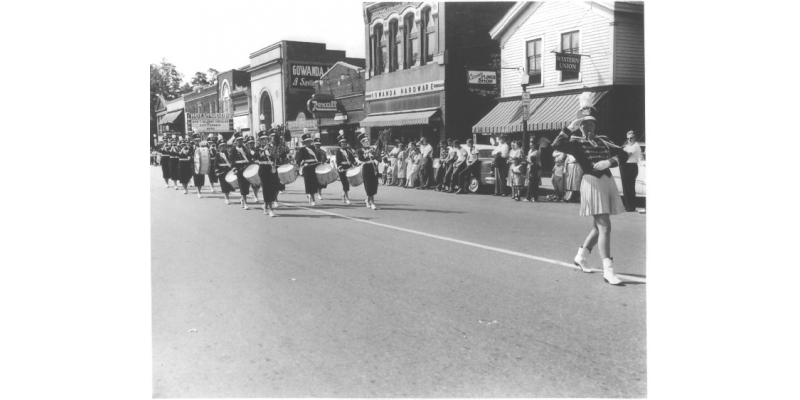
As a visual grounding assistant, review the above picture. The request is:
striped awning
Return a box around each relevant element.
[160,110,183,125]
[472,91,608,134]
[360,108,439,128]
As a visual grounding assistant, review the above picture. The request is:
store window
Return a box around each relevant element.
[561,31,580,82]
[373,24,384,75]
[404,13,415,68]
[526,39,542,86]
[389,19,399,72]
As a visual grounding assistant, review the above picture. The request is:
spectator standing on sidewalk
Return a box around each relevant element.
[621,130,641,211]
[507,140,525,201]
[440,138,457,192]
[524,137,541,202]
[448,139,468,193]
[552,150,566,201]
[405,142,420,188]
[418,137,434,189]
[456,139,480,194]
[435,140,448,191]
[492,135,510,196]
[395,142,407,187]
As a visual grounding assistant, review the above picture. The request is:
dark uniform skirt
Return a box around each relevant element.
[169,157,180,181]
[301,165,318,195]
[161,156,171,179]
[192,173,205,187]
[178,159,193,185]
[339,171,350,192]
[362,163,379,197]
[235,164,250,196]
[208,161,218,183]
[258,164,280,203]
[217,169,233,194]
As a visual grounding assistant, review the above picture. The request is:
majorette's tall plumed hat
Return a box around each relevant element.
[574,92,598,125]
[357,130,368,143]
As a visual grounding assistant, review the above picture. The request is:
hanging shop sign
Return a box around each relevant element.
[467,70,497,85]
[555,53,582,72]
[307,95,339,113]
[291,63,331,88]
[187,113,234,133]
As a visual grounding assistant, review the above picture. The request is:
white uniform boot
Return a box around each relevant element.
[573,247,593,273]
[602,258,624,286]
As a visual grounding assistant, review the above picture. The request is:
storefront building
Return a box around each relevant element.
[473,0,645,155]
[310,62,366,145]
[362,2,513,144]
[217,68,252,141]
[183,84,233,141]
[156,95,185,144]
[246,41,364,148]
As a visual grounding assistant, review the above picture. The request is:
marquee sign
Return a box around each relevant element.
[555,53,582,72]
[365,80,445,101]
[187,113,233,133]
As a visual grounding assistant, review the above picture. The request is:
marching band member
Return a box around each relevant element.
[168,137,180,189]
[355,130,379,210]
[177,139,193,194]
[295,131,320,206]
[159,139,171,187]
[230,133,253,210]
[207,137,219,193]
[335,132,356,205]
[269,129,288,207]
[246,136,260,203]
[313,138,327,200]
[256,131,280,217]
[193,137,209,198]
[214,139,234,205]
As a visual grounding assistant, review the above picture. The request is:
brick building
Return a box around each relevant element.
[311,62,366,145]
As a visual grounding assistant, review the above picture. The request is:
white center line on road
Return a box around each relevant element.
[278,202,646,284]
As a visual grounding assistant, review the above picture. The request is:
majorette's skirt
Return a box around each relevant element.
[192,173,205,187]
[169,157,180,181]
[301,165,318,195]
[565,162,584,192]
[361,162,378,197]
[258,164,280,203]
[579,174,624,217]
[339,170,350,192]
[178,159,193,185]
[216,168,233,194]
[207,161,218,183]
[161,156,171,180]
[235,163,250,196]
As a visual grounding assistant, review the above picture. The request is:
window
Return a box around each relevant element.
[379,26,387,74]
[526,39,542,85]
[404,13,414,68]
[389,20,399,72]
[222,83,231,115]
[372,24,384,75]
[561,31,580,81]
[423,9,435,64]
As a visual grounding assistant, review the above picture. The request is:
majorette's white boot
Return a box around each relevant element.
[573,247,593,273]
[603,258,624,286]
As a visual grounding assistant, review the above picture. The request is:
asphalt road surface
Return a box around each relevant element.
[151,166,646,397]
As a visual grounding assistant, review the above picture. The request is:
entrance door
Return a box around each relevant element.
[260,92,273,129]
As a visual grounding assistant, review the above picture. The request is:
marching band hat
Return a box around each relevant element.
[357,131,369,142]
[573,92,598,125]
[258,131,268,139]
[246,136,255,143]
[337,134,347,144]
[301,133,313,143]
[217,139,228,146]
[313,138,322,145]
[190,133,200,140]
[233,132,243,140]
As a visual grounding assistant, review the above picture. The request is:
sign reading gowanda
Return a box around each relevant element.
[187,113,233,133]
[291,64,331,88]
[365,80,445,101]
[555,53,581,72]
[468,70,497,85]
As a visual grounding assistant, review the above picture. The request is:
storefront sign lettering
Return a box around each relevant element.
[187,113,233,133]
[291,63,331,88]
[365,80,445,101]
[555,53,581,72]
[468,70,497,85]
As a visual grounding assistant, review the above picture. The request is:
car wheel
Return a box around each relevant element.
[468,177,481,193]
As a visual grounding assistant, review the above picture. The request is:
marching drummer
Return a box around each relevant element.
[193,137,209,198]
[169,137,180,189]
[231,132,253,210]
[214,139,234,205]
[313,137,328,200]
[335,131,356,205]
[355,129,379,210]
[269,129,287,207]
[295,130,320,206]
[177,138,193,194]
[207,136,219,193]
[256,131,280,217]
[159,139,171,188]
[244,136,261,204]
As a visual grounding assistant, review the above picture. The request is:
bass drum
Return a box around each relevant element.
[315,164,338,186]
[345,166,363,187]
[194,147,210,175]
[225,170,239,190]
[243,164,261,187]
[277,164,298,185]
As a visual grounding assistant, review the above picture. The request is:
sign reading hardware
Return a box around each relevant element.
[365,80,445,101]
[468,70,497,85]
[187,113,233,133]
[291,64,331,88]
[555,53,581,72]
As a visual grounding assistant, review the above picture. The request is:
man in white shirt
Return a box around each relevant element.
[456,139,480,194]
[417,136,434,189]
[441,138,458,192]
[491,135,510,196]
[621,130,642,211]
[448,139,468,193]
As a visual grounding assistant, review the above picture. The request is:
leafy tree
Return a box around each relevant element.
[179,82,193,95]
[190,72,209,86]
[150,58,186,129]
[207,68,219,85]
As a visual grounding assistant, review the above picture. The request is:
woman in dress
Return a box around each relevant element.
[256,132,280,217]
[621,130,642,212]
[552,101,627,286]
[230,134,253,210]
[524,137,541,202]
[356,131,379,210]
[213,140,234,205]
[168,138,180,189]
[313,138,328,200]
[295,132,320,206]
[335,134,356,205]
[395,142,407,188]
[159,140,171,188]
[406,144,421,188]
[207,139,219,193]
[177,140,194,194]
[387,141,401,186]
[507,140,524,201]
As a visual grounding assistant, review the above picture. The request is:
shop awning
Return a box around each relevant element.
[360,108,440,128]
[472,91,608,134]
[527,91,607,131]
[160,110,183,125]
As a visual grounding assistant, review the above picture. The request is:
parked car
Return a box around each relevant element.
[433,144,496,193]
[610,142,646,197]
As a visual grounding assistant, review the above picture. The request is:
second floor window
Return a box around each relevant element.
[373,24,384,75]
[405,14,418,67]
[561,31,580,82]
[527,39,542,85]
[389,20,399,72]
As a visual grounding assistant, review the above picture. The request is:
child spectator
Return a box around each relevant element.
[552,150,566,201]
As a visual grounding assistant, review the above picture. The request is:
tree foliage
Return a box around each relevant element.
[150,58,185,116]
[190,72,209,86]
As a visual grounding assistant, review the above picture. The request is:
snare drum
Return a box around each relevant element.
[315,164,338,186]
[225,170,239,190]
[277,164,298,185]
[194,147,210,175]
[243,164,261,187]
[345,166,364,187]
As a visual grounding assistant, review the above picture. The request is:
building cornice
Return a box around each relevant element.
[249,42,282,59]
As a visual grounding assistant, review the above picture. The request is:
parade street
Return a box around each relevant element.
[150,167,646,398]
